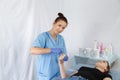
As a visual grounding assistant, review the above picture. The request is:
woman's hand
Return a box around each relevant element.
[50,48,62,55]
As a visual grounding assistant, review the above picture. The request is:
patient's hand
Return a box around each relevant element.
[59,54,66,64]
[103,77,112,80]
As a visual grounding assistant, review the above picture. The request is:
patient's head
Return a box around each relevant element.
[95,60,110,74]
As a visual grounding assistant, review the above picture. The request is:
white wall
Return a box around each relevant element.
[61,0,120,58]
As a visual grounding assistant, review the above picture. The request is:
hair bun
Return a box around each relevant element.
[58,13,64,17]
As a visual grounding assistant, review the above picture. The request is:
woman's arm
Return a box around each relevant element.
[30,47,50,54]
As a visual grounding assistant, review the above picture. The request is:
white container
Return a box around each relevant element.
[93,49,100,58]
[79,48,85,56]
[108,44,113,55]
[94,40,98,50]
[85,48,92,57]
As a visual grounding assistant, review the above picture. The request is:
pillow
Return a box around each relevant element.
[110,59,120,80]
[110,70,120,80]
[106,54,118,67]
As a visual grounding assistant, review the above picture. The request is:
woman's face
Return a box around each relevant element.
[53,20,67,34]
[95,61,108,71]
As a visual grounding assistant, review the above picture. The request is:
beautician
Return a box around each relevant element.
[30,13,68,80]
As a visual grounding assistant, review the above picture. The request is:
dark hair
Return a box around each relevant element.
[104,61,110,74]
[54,13,68,24]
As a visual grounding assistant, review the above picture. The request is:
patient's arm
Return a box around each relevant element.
[59,54,78,79]
[59,54,68,79]
[103,77,112,80]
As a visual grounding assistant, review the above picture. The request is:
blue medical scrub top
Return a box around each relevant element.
[32,31,67,80]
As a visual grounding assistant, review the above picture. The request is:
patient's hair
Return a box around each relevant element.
[104,61,110,74]
[54,13,68,24]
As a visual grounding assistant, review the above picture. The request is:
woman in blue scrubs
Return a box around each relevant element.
[30,13,68,80]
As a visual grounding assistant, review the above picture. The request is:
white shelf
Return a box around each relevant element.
[73,54,117,67]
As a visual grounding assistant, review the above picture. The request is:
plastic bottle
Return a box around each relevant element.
[99,42,103,54]
[93,40,100,58]
[94,40,98,50]
[108,43,113,55]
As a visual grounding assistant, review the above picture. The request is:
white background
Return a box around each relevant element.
[0,0,120,80]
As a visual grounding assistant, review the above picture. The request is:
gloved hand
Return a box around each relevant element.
[50,48,62,55]
[51,48,68,61]
[63,55,68,61]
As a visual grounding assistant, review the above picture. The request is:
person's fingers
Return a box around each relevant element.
[61,54,66,59]
[59,54,64,60]
[59,54,66,60]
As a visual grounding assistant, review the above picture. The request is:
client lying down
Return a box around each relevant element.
[59,54,112,80]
